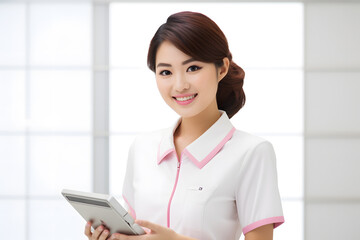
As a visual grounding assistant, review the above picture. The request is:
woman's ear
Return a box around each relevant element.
[218,57,230,82]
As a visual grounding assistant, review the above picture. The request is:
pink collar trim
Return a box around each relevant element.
[157,111,235,169]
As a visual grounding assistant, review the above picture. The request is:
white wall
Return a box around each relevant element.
[305,3,360,239]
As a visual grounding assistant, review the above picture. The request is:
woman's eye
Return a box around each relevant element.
[187,65,202,72]
[159,70,171,76]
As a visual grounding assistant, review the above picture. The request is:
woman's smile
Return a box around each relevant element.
[173,93,198,105]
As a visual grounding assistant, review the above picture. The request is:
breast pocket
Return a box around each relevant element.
[182,185,215,238]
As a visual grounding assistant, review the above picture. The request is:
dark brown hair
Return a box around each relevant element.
[147,11,245,118]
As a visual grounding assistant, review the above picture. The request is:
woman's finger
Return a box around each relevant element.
[98,228,110,240]
[84,221,92,238]
[109,233,135,240]
[135,219,161,233]
[92,225,105,240]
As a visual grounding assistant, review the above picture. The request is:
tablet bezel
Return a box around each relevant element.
[61,189,145,236]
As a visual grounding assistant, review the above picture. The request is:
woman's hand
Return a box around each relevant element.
[84,221,110,240]
[109,219,196,240]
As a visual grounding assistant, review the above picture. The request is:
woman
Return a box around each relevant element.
[85,11,284,240]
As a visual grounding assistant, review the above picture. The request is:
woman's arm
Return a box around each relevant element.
[244,224,273,240]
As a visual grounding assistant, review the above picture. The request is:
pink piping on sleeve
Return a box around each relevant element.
[122,195,136,219]
[184,127,236,169]
[243,216,285,235]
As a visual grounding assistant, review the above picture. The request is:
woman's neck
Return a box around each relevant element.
[175,106,221,141]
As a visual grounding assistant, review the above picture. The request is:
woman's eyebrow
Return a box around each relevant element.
[182,58,196,65]
[157,63,171,68]
[156,58,196,68]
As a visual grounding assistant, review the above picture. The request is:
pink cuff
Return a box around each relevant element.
[243,216,285,235]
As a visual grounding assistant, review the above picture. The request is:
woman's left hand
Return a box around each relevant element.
[109,219,182,240]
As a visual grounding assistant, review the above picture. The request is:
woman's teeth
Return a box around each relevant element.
[175,94,197,101]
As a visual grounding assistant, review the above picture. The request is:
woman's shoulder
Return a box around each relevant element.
[229,129,277,169]
[231,129,274,152]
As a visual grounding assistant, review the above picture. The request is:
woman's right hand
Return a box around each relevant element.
[85,221,110,240]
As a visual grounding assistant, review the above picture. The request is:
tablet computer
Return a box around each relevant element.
[61,189,145,236]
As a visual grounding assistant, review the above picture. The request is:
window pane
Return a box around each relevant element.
[110,69,178,132]
[109,134,137,196]
[29,136,91,196]
[29,199,85,240]
[232,70,304,134]
[306,202,360,239]
[29,70,91,132]
[0,3,26,66]
[306,138,360,199]
[0,70,26,131]
[0,136,26,195]
[0,199,26,240]
[29,3,91,66]
[306,72,360,134]
[110,3,303,69]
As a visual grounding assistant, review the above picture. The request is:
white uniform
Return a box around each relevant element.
[122,111,284,239]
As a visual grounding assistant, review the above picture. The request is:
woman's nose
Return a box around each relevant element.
[174,73,190,92]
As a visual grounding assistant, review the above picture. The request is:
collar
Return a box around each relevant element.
[157,110,236,169]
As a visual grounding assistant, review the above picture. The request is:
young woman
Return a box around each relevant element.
[85,11,284,240]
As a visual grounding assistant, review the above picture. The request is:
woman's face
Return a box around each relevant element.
[155,41,222,119]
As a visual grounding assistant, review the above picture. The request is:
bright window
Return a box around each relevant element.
[0,3,92,240]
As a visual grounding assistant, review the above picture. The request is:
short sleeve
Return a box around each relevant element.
[121,140,137,219]
[236,141,284,235]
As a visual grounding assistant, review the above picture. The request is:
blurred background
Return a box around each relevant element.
[0,0,359,239]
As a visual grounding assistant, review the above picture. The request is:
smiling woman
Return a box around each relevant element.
[147,12,245,119]
[110,3,303,240]
[154,41,223,119]
[92,11,285,240]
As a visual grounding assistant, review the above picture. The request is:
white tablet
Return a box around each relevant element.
[61,189,145,236]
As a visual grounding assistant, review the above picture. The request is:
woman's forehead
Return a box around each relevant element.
[155,41,193,65]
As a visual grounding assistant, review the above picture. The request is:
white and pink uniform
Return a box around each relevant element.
[122,111,284,239]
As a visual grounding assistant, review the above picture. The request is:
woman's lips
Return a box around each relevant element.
[173,93,198,105]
